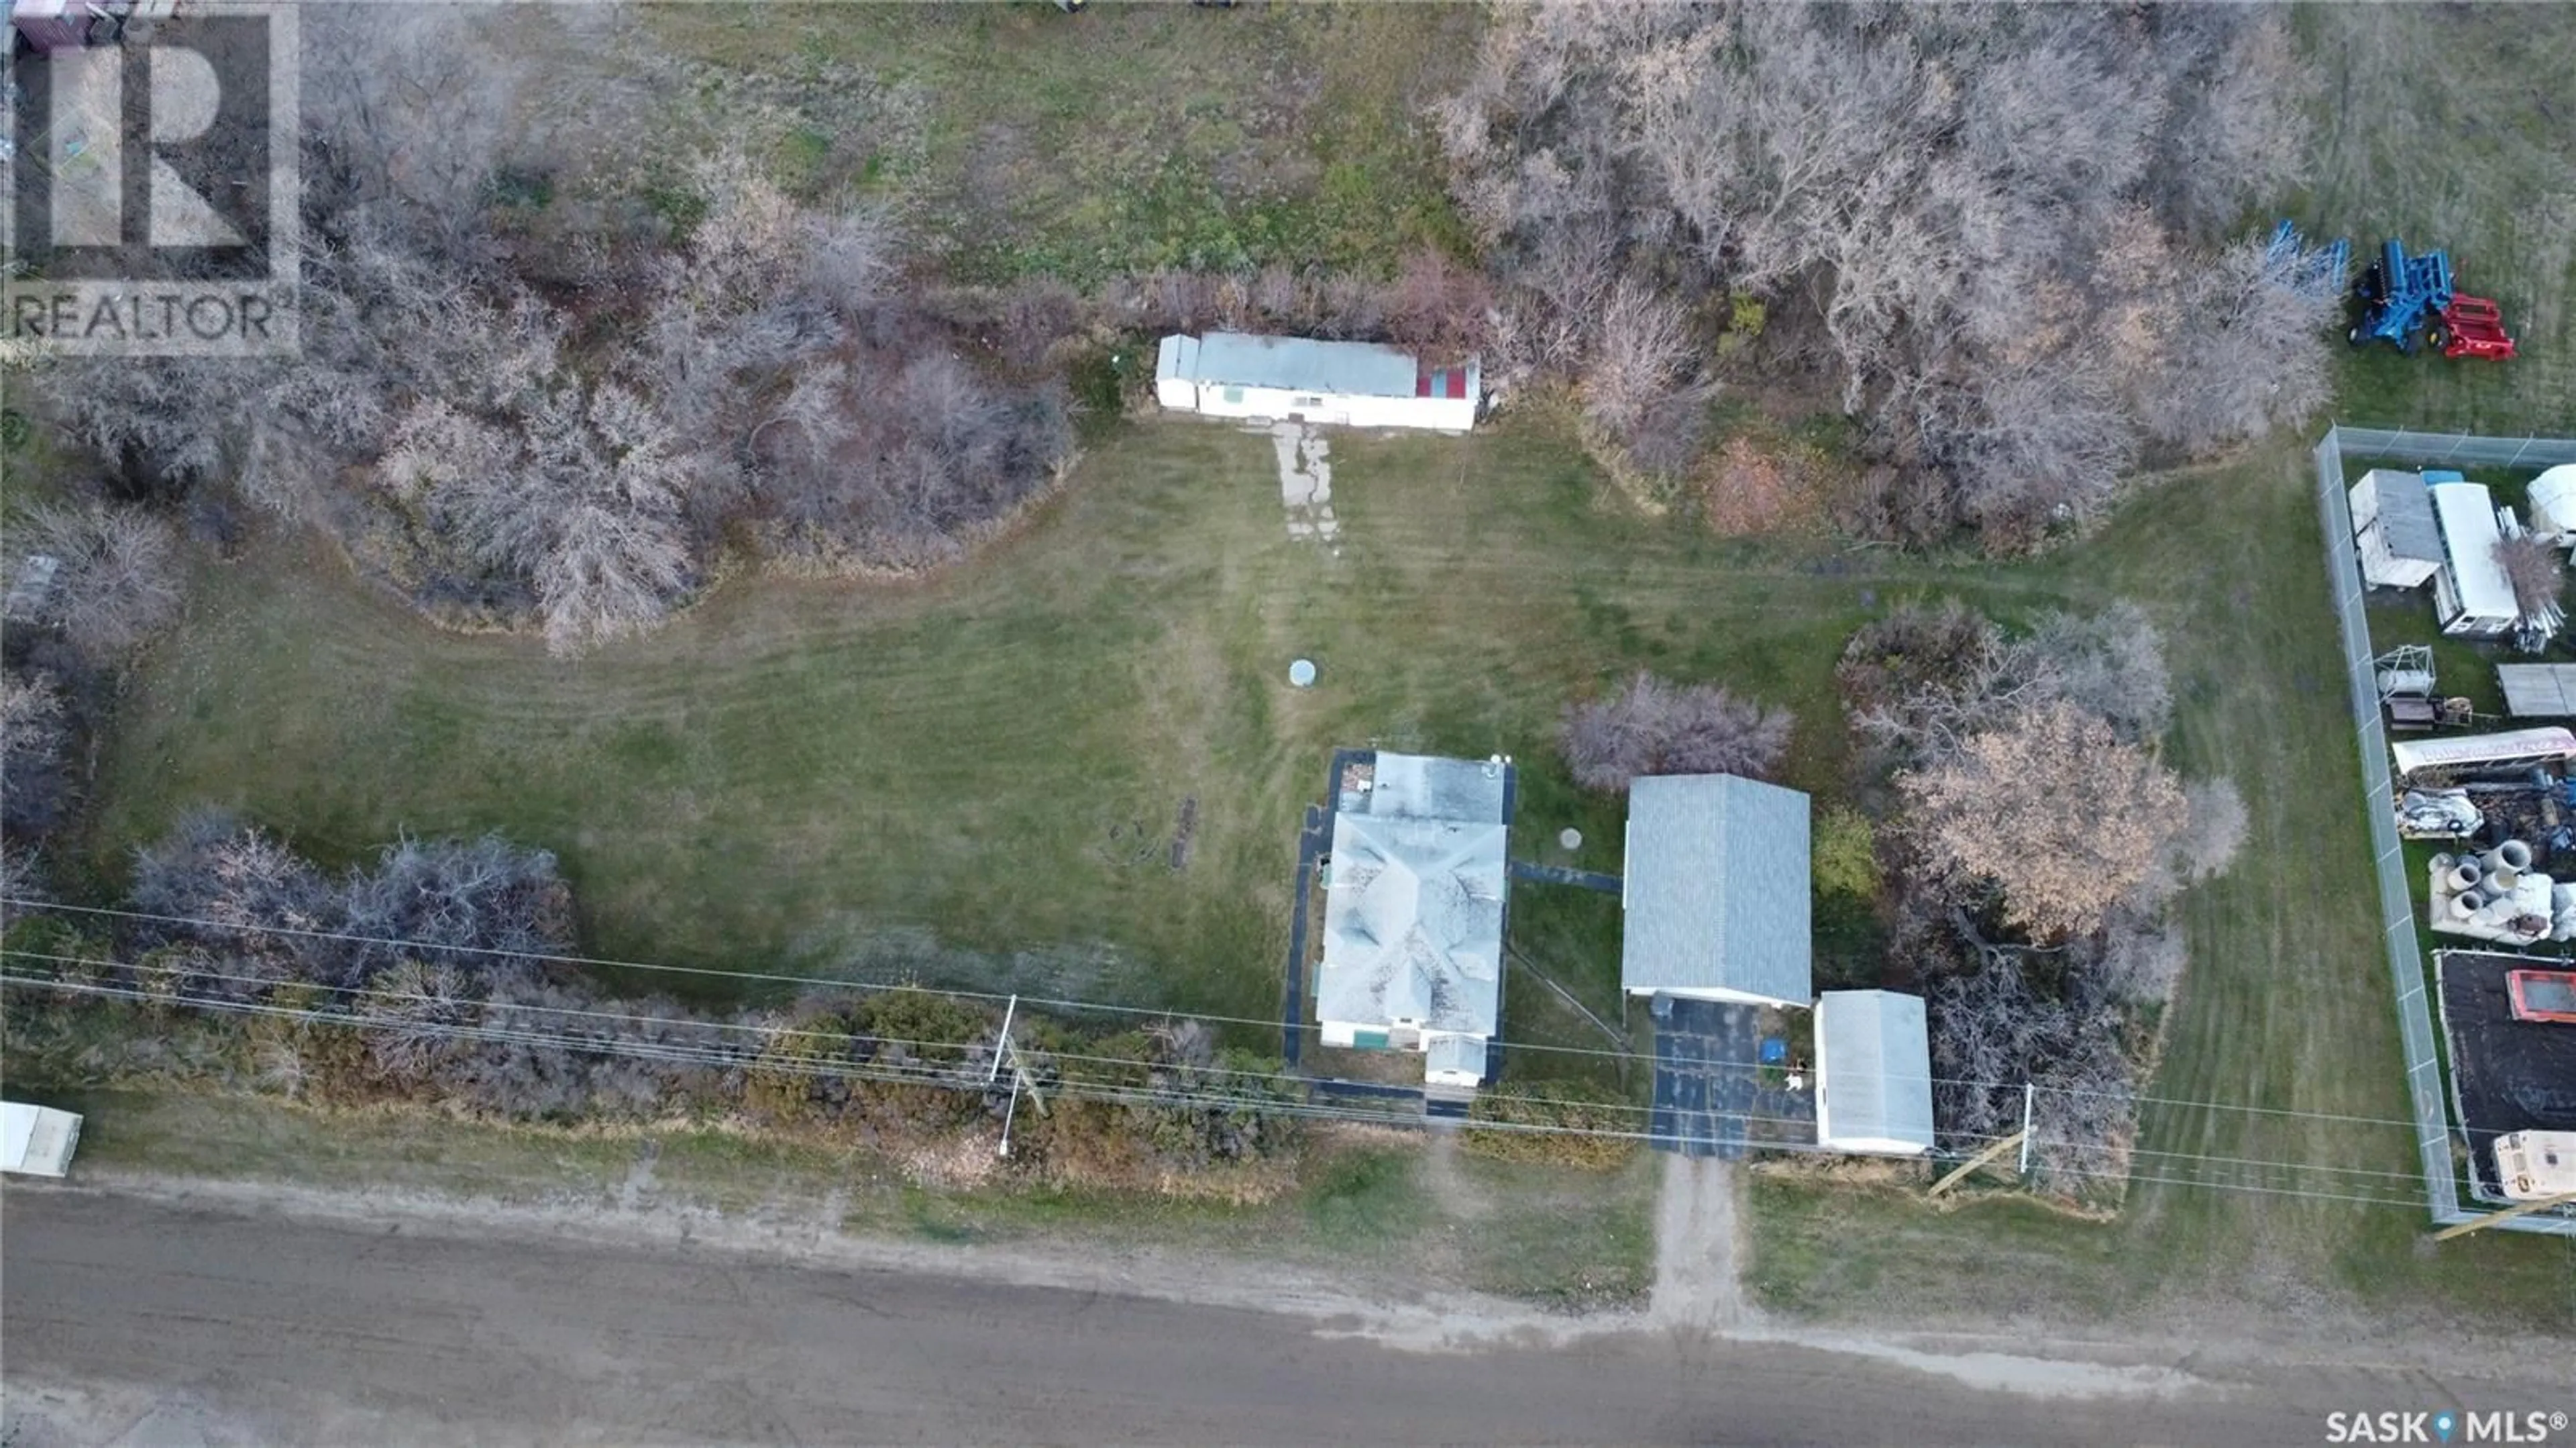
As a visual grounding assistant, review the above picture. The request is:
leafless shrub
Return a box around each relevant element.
[2495,533,2568,620]
[2021,602,2173,744]
[1580,279,1698,442]
[1927,955,2137,1196]
[1562,671,1792,793]
[340,833,573,976]
[18,503,184,660]
[1,670,74,841]
[1898,701,2188,941]
[1383,249,1495,357]
[2080,908,2188,1010]
[354,959,479,1081]
[2134,234,2337,455]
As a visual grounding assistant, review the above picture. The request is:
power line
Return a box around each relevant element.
[0,897,2460,1131]
[0,947,1862,1139]
[5,970,2459,1212]
[0,957,2480,1204]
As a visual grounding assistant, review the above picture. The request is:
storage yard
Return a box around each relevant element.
[2327,427,2576,1231]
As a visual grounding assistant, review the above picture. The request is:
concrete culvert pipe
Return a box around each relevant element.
[2449,893,2480,919]
[2487,839,2534,874]
[2451,862,2484,893]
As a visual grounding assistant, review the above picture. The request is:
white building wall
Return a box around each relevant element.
[1175,384,1473,432]
[2357,522,2442,588]
[1627,983,1808,1008]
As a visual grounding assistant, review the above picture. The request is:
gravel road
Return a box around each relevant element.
[1,1187,2561,1447]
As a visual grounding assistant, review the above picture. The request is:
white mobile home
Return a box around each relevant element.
[1156,333,1479,433]
[2349,469,2445,588]
[2429,482,2520,637]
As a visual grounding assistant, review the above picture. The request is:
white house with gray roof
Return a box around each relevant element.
[1813,990,1935,1155]
[1156,333,1479,432]
[1315,752,1509,1086]
[1619,774,1812,1009]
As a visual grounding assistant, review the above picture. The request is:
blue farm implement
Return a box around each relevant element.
[2349,237,2517,360]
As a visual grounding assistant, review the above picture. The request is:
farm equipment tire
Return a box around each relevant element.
[2426,324,2450,353]
[2348,324,2369,348]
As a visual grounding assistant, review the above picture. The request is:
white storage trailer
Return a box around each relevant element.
[2,1101,83,1178]
[2428,482,2521,637]
[1155,333,1479,432]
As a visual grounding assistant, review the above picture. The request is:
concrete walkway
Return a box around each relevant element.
[1652,1154,1752,1334]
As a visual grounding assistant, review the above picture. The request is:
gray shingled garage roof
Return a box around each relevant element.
[1621,774,1812,1005]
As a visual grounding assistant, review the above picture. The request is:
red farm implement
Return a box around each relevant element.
[2433,294,2518,361]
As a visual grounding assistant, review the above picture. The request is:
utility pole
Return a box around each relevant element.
[2017,1082,2035,1176]
[991,998,1046,1159]
[987,995,1018,1086]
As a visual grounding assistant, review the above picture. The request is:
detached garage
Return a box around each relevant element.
[1813,990,1935,1156]
[1155,333,1479,432]
[1619,774,1812,1009]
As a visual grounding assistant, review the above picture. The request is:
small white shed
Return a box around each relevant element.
[2,1101,83,1178]
[2349,469,2445,588]
[1156,333,1479,432]
[2526,465,2576,537]
[1813,990,1935,1156]
[2430,482,2520,637]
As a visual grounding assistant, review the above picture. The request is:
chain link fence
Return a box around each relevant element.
[2314,425,2576,1238]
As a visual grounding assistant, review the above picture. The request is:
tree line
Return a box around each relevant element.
[3,811,1299,1181]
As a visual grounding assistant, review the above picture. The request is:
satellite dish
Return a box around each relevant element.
[1289,658,1318,688]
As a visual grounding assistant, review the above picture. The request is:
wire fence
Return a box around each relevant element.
[2314,423,2576,1238]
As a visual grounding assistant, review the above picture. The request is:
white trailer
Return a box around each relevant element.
[2,1100,83,1178]
[1155,333,1479,433]
[2429,482,2520,637]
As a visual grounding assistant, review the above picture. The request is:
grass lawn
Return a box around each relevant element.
[636,2,1475,285]
[2297,6,2576,431]
[37,1086,1657,1310]
[87,417,2005,1041]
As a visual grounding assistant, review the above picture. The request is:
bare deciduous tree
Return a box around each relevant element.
[1927,952,2139,1195]
[1436,1,2326,548]
[1898,701,2189,940]
[1562,671,1792,793]
[19,503,183,660]
[2021,602,2174,745]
